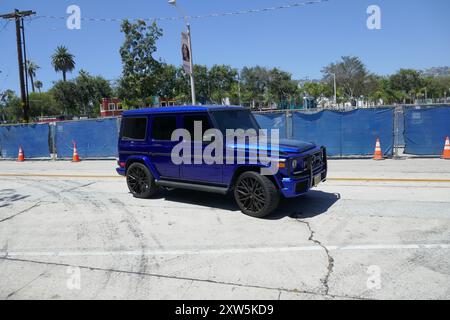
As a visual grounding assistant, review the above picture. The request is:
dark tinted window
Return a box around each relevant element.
[183,114,212,141]
[211,110,260,134]
[152,116,177,140]
[121,117,147,140]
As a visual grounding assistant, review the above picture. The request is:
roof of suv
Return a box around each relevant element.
[123,105,247,116]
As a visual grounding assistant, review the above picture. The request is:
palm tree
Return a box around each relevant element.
[51,46,75,81]
[27,60,40,92]
[34,80,43,93]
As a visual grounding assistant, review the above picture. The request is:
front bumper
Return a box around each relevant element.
[279,168,327,198]
[279,147,328,198]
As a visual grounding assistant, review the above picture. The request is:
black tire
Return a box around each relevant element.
[233,171,280,218]
[126,162,159,198]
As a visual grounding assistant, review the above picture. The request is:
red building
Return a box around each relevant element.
[100,98,123,117]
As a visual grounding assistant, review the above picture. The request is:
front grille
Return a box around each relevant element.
[291,148,326,177]
[307,151,324,170]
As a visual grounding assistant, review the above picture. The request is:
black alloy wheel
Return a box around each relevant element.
[126,162,159,198]
[234,171,279,218]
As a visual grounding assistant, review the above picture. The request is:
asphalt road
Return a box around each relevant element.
[0,159,449,300]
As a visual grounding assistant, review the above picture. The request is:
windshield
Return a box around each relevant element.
[211,110,261,135]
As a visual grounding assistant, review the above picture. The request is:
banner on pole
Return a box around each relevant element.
[181,31,192,75]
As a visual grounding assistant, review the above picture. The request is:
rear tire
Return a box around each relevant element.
[234,171,280,218]
[126,162,159,198]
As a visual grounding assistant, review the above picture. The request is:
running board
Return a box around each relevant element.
[155,180,229,195]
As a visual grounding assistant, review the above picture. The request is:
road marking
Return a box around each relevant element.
[0,173,123,179]
[328,177,450,183]
[1,173,450,183]
[1,243,449,258]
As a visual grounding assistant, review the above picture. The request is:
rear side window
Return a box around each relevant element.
[121,117,147,140]
[183,114,213,141]
[152,116,177,141]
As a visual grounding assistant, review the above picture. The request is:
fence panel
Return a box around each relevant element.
[253,112,287,139]
[404,105,450,155]
[291,108,394,157]
[0,123,50,159]
[292,110,342,156]
[55,118,120,159]
[341,108,394,156]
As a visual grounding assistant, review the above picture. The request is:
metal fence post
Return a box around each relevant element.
[49,122,57,160]
[393,105,403,159]
[285,110,289,139]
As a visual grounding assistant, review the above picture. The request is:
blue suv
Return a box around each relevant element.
[117,106,327,218]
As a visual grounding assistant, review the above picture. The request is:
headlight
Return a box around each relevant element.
[291,159,298,169]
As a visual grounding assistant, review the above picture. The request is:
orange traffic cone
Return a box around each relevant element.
[17,146,25,162]
[373,138,384,160]
[442,136,450,160]
[72,141,80,162]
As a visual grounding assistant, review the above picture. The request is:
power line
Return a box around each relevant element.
[34,0,330,23]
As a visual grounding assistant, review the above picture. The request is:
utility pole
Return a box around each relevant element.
[0,9,35,122]
[186,23,196,105]
[169,0,196,105]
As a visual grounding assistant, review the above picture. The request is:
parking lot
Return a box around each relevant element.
[0,159,449,300]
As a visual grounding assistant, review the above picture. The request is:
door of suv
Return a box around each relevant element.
[180,113,223,184]
[149,115,180,179]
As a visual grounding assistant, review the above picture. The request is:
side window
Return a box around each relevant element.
[121,117,147,140]
[183,114,212,141]
[152,116,177,141]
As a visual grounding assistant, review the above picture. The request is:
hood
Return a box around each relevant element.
[227,138,316,155]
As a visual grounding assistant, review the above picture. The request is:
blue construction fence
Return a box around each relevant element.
[1,106,449,159]
[256,108,394,157]
[403,105,450,155]
[0,118,120,159]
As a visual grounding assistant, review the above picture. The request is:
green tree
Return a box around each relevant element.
[322,56,368,99]
[119,19,163,107]
[50,81,79,115]
[389,69,423,92]
[28,92,60,118]
[300,81,330,99]
[74,70,112,116]
[34,80,43,93]
[208,65,238,104]
[51,46,76,81]
[26,60,40,92]
[240,66,271,107]
[267,68,297,103]
[0,90,22,123]
[154,63,178,99]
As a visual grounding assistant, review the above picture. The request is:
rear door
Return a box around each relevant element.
[119,116,150,158]
[149,115,180,179]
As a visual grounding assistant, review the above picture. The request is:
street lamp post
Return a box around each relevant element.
[169,0,196,105]
[330,73,337,107]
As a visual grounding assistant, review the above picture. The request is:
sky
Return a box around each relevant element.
[0,0,449,93]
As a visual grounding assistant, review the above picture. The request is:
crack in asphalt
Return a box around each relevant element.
[60,182,96,193]
[0,256,369,300]
[290,214,335,296]
[6,270,48,299]
[0,181,95,224]
[0,201,41,223]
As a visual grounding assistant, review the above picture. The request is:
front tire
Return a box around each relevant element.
[234,171,280,218]
[126,162,159,198]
